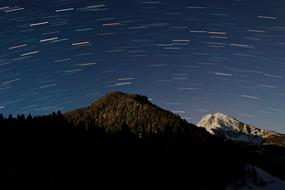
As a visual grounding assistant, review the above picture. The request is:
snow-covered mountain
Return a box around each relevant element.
[197,113,284,145]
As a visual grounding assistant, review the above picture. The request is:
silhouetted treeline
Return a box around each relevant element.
[0,111,247,188]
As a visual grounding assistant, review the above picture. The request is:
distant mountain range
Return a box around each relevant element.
[197,112,285,146]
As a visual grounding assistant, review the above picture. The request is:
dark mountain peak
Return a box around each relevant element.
[65,92,189,134]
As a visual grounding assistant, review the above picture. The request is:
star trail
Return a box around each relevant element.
[0,0,284,132]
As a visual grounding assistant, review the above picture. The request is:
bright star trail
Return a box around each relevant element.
[0,0,284,132]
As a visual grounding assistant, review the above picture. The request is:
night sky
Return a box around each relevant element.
[0,0,285,133]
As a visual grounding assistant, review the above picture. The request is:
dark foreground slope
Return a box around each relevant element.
[0,92,276,188]
[64,92,247,187]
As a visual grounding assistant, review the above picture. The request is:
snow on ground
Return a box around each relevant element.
[227,166,285,190]
[250,167,285,190]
